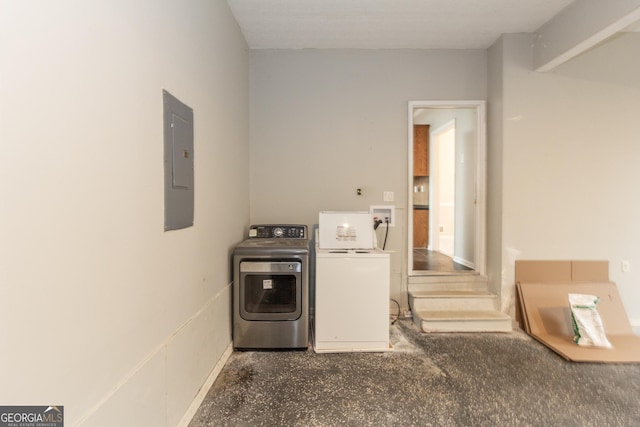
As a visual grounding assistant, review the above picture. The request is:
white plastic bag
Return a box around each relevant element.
[568,293,612,348]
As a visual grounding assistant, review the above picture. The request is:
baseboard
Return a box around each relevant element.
[453,256,475,270]
[177,343,233,427]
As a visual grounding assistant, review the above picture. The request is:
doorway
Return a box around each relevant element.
[407,101,486,276]
[430,120,456,258]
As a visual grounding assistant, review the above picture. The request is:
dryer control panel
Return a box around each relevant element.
[248,224,307,239]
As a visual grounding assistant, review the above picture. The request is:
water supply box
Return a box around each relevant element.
[318,211,374,250]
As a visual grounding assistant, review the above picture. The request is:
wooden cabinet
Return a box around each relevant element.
[413,125,430,248]
[413,209,429,248]
[413,124,429,177]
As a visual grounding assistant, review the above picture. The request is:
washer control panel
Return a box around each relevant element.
[248,224,307,239]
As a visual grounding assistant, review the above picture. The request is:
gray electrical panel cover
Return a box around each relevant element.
[163,90,194,231]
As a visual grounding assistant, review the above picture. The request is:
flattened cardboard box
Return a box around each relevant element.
[516,260,609,284]
[515,260,609,333]
[516,261,640,363]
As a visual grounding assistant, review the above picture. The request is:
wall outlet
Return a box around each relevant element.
[371,205,395,227]
[622,260,631,273]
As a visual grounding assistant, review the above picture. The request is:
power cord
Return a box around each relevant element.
[382,217,390,250]
[390,298,401,324]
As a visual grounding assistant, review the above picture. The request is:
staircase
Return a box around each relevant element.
[408,274,512,333]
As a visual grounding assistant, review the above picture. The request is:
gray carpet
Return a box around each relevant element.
[189,319,640,426]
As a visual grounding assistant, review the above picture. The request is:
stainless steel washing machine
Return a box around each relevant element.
[233,225,309,349]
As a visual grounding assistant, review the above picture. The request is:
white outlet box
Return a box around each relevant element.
[371,205,395,227]
[383,191,394,202]
[622,260,631,273]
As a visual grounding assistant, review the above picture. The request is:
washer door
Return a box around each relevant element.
[239,261,302,321]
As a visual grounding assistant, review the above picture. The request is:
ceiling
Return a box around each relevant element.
[226,0,576,50]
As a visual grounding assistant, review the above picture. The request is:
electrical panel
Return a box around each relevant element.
[163,89,194,231]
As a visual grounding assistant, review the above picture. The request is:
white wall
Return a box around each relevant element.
[250,49,487,309]
[0,1,249,425]
[488,32,640,322]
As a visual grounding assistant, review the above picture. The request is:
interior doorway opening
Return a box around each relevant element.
[408,101,486,276]
[431,120,456,258]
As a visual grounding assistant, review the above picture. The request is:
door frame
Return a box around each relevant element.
[407,100,487,276]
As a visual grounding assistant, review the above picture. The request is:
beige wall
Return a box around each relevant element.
[486,35,505,301]
[487,32,640,322]
[0,1,249,425]
[250,49,487,309]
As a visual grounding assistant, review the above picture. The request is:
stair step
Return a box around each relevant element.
[408,274,486,284]
[414,309,512,333]
[409,290,498,311]
[410,289,494,297]
[407,274,511,332]
[408,274,488,293]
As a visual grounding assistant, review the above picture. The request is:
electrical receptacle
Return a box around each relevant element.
[622,260,630,273]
